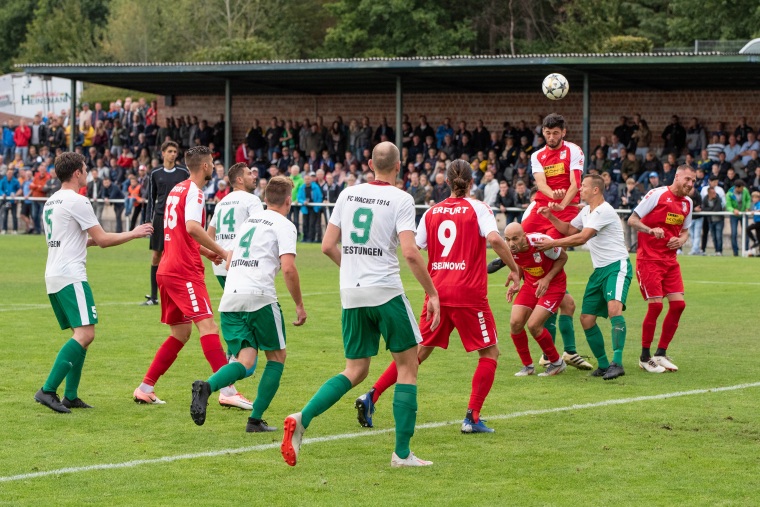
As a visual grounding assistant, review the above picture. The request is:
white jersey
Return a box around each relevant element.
[43,189,100,293]
[211,190,264,276]
[218,210,298,313]
[329,182,416,308]
[570,202,628,269]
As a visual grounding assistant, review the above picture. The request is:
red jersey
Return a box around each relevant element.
[157,180,207,281]
[633,186,693,262]
[530,141,584,207]
[416,197,499,307]
[511,233,566,287]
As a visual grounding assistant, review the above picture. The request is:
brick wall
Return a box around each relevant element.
[159,90,760,151]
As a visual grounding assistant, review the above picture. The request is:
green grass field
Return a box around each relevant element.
[1,236,760,506]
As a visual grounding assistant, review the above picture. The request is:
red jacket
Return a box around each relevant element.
[235,143,248,164]
[13,126,31,147]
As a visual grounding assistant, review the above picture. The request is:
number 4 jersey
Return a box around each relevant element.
[416,197,499,307]
[211,190,264,277]
[157,180,207,281]
[329,181,417,309]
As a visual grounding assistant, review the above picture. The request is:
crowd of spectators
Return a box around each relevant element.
[1,100,759,256]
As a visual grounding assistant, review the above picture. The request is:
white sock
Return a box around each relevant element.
[220,386,237,397]
[138,383,154,394]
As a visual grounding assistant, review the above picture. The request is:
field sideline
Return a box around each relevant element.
[1,236,759,506]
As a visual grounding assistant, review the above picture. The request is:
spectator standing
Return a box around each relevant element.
[297,172,323,242]
[19,169,34,233]
[685,117,706,157]
[661,115,686,156]
[602,172,620,209]
[0,170,20,233]
[734,116,753,144]
[14,119,31,163]
[496,180,517,225]
[747,191,760,250]
[407,171,427,225]
[288,165,304,235]
[85,168,104,222]
[100,177,125,233]
[702,186,724,255]
[2,121,15,162]
[687,185,703,255]
[30,166,51,233]
[355,117,372,161]
[725,180,751,256]
[620,178,643,251]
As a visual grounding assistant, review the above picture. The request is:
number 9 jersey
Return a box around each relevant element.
[416,197,499,307]
[157,179,207,281]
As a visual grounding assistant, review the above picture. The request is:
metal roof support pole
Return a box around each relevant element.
[225,78,232,169]
[395,75,403,151]
[69,78,77,153]
[582,72,590,169]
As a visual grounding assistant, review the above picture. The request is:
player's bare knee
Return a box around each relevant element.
[479,345,499,360]
[580,313,596,329]
[265,349,286,364]
[560,295,575,315]
[527,322,544,337]
[73,325,95,348]
[509,318,524,334]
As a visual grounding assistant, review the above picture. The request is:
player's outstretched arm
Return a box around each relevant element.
[321,223,342,267]
[536,206,578,237]
[399,230,440,331]
[87,223,153,248]
[281,253,307,326]
[486,231,521,289]
[187,220,227,259]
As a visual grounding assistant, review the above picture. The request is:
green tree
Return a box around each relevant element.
[16,0,103,64]
[321,0,476,57]
[191,38,276,61]
[667,0,760,48]
[0,0,38,73]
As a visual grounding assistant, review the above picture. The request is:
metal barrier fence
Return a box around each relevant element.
[4,197,757,257]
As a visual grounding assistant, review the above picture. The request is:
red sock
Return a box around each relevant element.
[535,328,560,363]
[510,330,533,366]
[657,300,686,351]
[468,358,497,422]
[642,302,664,348]
[143,336,184,386]
[200,334,227,373]
[372,361,398,403]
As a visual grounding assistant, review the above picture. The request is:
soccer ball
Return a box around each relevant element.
[542,73,569,100]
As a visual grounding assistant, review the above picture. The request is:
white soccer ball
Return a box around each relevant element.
[542,73,569,101]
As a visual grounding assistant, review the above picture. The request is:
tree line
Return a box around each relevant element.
[1,0,759,73]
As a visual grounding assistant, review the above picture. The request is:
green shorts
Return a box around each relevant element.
[341,294,422,359]
[216,275,226,289]
[581,258,632,319]
[48,282,98,330]
[221,303,286,355]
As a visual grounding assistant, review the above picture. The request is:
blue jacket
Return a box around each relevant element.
[2,126,15,149]
[0,176,21,199]
[297,182,323,214]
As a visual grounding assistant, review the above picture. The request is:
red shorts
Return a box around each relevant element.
[157,274,213,325]
[419,303,497,353]
[522,202,580,240]
[635,260,684,299]
[512,279,566,313]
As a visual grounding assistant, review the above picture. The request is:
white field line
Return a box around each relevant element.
[1,381,758,484]
[2,279,758,313]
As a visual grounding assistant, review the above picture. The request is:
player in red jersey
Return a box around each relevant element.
[503,222,569,377]
[627,165,695,373]
[132,146,249,407]
[356,160,520,433]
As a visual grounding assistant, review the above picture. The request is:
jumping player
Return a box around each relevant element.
[280,142,441,468]
[627,165,695,373]
[190,176,307,432]
[356,160,521,434]
[535,174,632,381]
[143,141,188,305]
[35,152,152,413]
[133,146,249,408]
[503,222,569,378]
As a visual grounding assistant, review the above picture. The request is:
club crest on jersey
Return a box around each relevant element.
[560,150,567,160]
[682,201,687,212]
[533,252,542,263]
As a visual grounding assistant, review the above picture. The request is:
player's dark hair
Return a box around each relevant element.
[583,173,604,191]
[542,113,566,130]
[446,159,472,198]
[228,163,248,187]
[265,176,293,206]
[54,152,85,183]
[184,146,212,173]
[161,140,179,153]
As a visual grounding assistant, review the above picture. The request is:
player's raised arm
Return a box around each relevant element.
[399,230,440,331]
[536,206,580,237]
[88,222,153,248]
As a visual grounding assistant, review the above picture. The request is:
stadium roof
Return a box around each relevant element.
[19,53,760,96]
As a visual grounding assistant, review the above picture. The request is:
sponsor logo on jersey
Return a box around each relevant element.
[665,212,684,225]
[524,266,545,277]
[543,163,566,177]
[432,260,467,270]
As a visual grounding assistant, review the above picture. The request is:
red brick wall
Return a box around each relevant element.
[159,90,760,151]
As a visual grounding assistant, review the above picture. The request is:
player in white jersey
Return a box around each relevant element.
[280,142,441,468]
[206,163,263,289]
[35,152,152,413]
[190,176,307,432]
[535,174,632,381]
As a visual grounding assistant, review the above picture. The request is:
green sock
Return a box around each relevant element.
[63,346,87,400]
[42,339,85,394]
[393,384,418,460]
[611,316,626,365]
[559,314,577,354]
[208,362,247,392]
[251,361,284,420]
[301,374,352,428]
[583,324,609,369]
[545,311,558,343]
